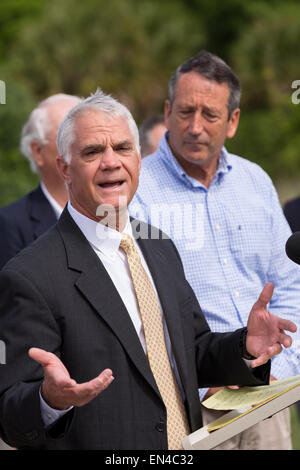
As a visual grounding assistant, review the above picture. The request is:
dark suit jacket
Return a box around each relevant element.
[0,208,270,450]
[284,196,300,233]
[0,185,57,270]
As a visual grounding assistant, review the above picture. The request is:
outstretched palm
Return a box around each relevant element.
[246,283,297,368]
[29,348,114,410]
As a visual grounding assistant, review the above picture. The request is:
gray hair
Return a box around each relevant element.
[168,50,241,119]
[57,89,140,164]
[20,93,82,173]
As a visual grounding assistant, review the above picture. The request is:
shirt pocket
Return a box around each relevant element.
[229,223,244,253]
[228,211,271,267]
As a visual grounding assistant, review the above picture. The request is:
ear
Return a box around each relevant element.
[164,100,172,130]
[30,141,44,168]
[226,108,240,139]
[137,150,141,172]
[56,155,71,185]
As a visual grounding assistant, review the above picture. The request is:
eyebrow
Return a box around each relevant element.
[202,105,222,115]
[80,144,105,154]
[112,139,134,149]
[79,139,134,155]
[177,103,222,114]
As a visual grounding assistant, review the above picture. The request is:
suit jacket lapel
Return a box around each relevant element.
[57,209,160,396]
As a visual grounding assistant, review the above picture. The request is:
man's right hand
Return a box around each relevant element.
[28,347,114,410]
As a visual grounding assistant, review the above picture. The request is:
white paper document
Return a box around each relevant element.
[202,374,300,411]
[182,375,300,447]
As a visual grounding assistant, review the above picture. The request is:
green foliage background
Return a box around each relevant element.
[1,0,300,449]
[1,0,300,206]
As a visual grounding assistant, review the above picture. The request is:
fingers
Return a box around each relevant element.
[278,318,297,334]
[250,343,282,368]
[278,332,293,349]
[255,282,274,309]
[28,347,58,368]
[92,369,114,391]
[29,347,76,387]
[250,355,268,369]
[60,369,114,408]
[73,369,114,394]
[70,369,113,391]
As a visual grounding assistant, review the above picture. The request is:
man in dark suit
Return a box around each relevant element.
[0,93,82,270]
[284,196,300,233]
[0,90,296,450]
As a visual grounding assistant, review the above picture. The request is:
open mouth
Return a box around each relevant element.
[98,180,125,189]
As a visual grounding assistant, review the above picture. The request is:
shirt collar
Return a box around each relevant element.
[40,182,64,219]
[216,148,232,178]
[67,201,132,260]
[159,133,232,188]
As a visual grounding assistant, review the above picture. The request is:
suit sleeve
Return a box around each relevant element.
[0,267,67,448]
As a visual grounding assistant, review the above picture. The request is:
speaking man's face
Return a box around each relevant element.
[58,110,141,228]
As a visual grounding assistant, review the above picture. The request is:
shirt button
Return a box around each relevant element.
[216,224,221,231]
[234,290,240,298]
[223,258,228,264]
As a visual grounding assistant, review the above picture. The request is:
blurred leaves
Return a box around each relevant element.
[0,0,45,59]
[227,2,300,180]
[6,0,204,119]
[232,2,300,108]
[0,73,38,204]
[1,0,300,205]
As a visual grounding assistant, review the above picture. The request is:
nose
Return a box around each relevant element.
[99,147,121,171]
[188,111,204,135]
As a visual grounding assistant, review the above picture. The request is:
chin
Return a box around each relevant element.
[96,198,128,213]
[185,154,208,165]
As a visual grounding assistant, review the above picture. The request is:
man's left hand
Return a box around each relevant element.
[246,282,297,368]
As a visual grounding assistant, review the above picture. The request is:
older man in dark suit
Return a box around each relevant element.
[0,90,296,450]
[0,93,81,270]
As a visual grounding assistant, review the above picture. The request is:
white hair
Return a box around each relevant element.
[20,93,82,173]
[57,89,140,163]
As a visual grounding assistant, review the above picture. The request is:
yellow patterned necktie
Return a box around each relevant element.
[119,233,190,450]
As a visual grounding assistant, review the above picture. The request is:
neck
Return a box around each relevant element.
[174,153,219,189]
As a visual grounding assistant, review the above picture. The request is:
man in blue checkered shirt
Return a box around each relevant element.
[130,51,300,450]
